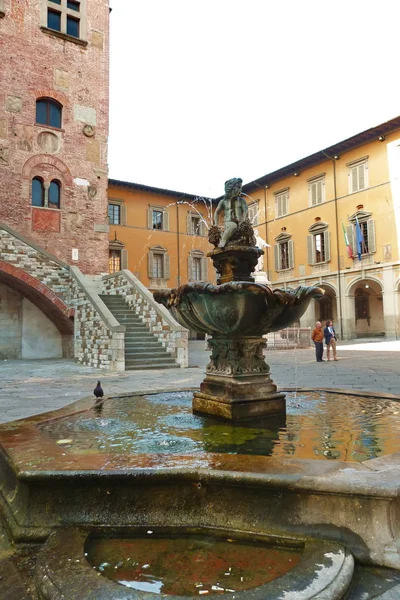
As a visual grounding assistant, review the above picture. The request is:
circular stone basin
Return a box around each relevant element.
[38,390,400,462]
[86,533,302,595]
[35,528,354,599]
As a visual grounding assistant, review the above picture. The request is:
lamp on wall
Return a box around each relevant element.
[378,135,386,142]
[293,172,300,177]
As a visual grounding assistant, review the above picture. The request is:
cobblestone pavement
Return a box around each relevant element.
[0,340,399,424]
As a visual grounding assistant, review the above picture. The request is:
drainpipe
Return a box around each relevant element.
[322,150,343,339]
[264,185,269,275]
[176,202,181,286]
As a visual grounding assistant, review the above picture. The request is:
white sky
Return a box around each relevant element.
[108,1,400,198]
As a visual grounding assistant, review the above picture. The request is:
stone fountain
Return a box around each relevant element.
[2,180,400,598]
[154,178,323,419]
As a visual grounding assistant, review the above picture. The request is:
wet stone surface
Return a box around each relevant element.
[38,390,400,462]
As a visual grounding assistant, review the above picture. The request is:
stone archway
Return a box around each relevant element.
[316,284,338,326]
[346,278,384,339]
[0,261,74,359]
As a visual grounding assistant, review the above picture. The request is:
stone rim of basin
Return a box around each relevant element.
[35,526,354,599]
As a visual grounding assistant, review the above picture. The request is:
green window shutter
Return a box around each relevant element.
[307,235,313,264]
[121,204,127,226]
[164,254,170,279]
[310,183,317,206]
[199,220,207,237]
[201,257,208,281]
[324,230,331,262]
[121,249,128,270]
[347,225,355,255]
[187,213,192,234]
[147,209,153,229]
[274,244,279,271]
[148,252,154,278]
[188,256,193,281]
[367,219,376,253]
[288,240,294,269]
[163,210,169,231]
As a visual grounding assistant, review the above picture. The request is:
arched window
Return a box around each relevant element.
[32,177,45,207]
[49,180,61,209]
[36,98,62,129]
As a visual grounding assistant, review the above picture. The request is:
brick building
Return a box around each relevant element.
[0,0,110,274]
[0,1,187,369]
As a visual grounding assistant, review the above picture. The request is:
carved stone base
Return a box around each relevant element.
[193,335,286,420]
[208,245,263,285]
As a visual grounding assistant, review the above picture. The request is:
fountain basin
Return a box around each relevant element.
[35,526,354,599]
[154,282,323,336]
[0,389,400,574]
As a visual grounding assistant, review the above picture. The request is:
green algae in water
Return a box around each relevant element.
[38,391,400,462]
[86,534,302,595]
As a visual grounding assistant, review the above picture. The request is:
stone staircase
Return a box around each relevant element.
[100,295,179,370]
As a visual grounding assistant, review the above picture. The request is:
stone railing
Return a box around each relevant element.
[69,267,125,371]
[102,270,188,367]
[0,223,71,300]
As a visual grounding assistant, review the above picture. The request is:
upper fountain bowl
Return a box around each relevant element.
[154,282,324,336]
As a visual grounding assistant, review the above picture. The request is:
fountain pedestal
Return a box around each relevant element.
[193,335,285,419]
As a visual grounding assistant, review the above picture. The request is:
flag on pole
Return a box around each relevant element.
[355,216,365,261]
[341,221,354,259]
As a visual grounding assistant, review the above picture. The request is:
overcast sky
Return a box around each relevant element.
[108,1,400,198]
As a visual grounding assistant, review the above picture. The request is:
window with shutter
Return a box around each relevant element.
[148,206,168,230]
[108,250,121,274]
[148,246,169,279]
[348,159,368,193]
[307,221,330,264]
[348,210,374,256]
[192,216,201,235]
[153,253,164,278]
[189,250,206,281]
[248,202,259,225]
[308,176,324,206]
[193,257,202,280]
[280,241,289,270]
[108,203,121,224]
[275,190,289,218]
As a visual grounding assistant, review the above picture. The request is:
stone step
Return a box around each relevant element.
[99,294,177,370]
[125,349,167,357]
[125,342,164,349]
[125,363,179,370]
[124,329,154,336]
[113,312,146,327]
[125,359,178,370]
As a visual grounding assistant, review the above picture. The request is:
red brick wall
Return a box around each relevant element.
[0,0,110,274]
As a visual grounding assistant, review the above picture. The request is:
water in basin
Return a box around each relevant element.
[86,533,303,595]
[38,390,400,461]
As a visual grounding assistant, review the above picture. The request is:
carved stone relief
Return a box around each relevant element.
[37,131,60,154]
[5,95,22,113]
[0,146,9,165]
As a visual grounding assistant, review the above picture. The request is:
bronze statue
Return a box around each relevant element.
[213,178,249,248]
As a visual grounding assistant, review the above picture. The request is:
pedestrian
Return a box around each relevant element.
[324,320,338,361]
[311,321,325,362]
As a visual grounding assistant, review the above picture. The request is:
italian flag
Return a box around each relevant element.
[342,221,354,258]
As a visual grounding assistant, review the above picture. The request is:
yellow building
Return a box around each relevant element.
[242,116,400,340]
[107,180,216,291]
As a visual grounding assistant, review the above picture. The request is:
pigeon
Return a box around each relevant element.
[93,381,104,409]
[94,381,104,398]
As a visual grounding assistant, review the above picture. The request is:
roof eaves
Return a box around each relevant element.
[243,115,400,193]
